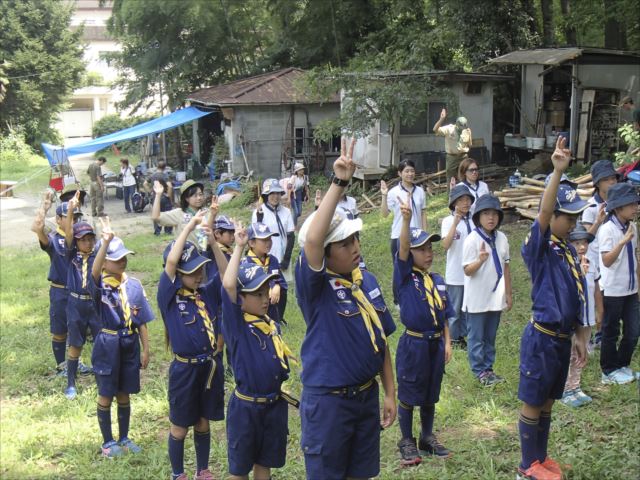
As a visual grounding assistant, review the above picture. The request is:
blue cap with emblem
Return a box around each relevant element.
[237,262,278,292]
[56,201,82,217]
[553,184,589,214]
[409,228,441,248]
[214,215,235,231]
[247,222,279,240]
[544,172,578,189]
[105,236,134,261]
[73,221,95,238]
[163,240,211,274]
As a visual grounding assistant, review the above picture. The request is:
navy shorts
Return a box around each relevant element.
[396,333,445,406]
[168,355,224,427]
[49,286,68,335]
[92,332,141,397]
[301,381,380,480]
[518,322,572,407]
[227,391,288,475]
[66,295,100,348]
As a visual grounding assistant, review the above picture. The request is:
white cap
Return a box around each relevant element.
[298,209,363,248]
[293,162,305,173]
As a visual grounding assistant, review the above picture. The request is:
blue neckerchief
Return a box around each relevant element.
[474,227,502,292]
[264,203,286,238]
[399,183,420,221]
[609,214,635,291]
[463,180,480,201]
[461,214,472,234]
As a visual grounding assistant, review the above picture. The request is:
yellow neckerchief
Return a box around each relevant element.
[247,249,270,272]
[56,226,66,237]
[550,234,586,307]
[177,287,216,350]
[217,242,233,256]
[327,267,387,353]
[412,267,444,327]
[243,313,294,369]
[102,273,132,332]
[79,252,91,289]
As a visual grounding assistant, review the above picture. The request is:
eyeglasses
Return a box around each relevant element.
[467,168,479,173]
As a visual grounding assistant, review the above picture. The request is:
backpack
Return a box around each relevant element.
[132,191,148,213]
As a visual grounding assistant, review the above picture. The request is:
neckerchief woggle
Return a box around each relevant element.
[474,227,502,292]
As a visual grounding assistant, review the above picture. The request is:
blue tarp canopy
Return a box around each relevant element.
[42,106,212,165]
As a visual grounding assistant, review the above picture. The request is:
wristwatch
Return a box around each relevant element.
[331,174,349,187]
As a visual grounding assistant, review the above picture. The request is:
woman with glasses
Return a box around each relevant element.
[456,157,489,215]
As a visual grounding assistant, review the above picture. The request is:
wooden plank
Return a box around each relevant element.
[361,193,378,209]
[577,89,595,161]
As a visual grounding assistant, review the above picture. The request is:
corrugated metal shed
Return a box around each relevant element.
[489,47,640,65]
[187,67,340,107]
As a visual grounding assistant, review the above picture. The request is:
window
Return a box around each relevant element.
[400,101,447,135]
[294,127,305,155]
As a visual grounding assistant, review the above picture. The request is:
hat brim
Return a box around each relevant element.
[411,233,441,248]
[250,232,280,240]
[472,208,504,227]
[569,232,595,243]
[74,230,95,239]
[448,193,475,210]
[556,198,590,215]
[593,171,622,185]
[180,181,205,199]
[106,250,135,261]
[606,195,640,213]
[239,272,278,293]
[177,256,211,275]
[324,217,363,247]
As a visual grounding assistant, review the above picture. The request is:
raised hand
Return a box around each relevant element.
[314,189,322,208]
[153,180,164,195]
[31,210,45,233]
[187,209,207,230]
[68,190,81,211]
[621,226,635,245]
[209,194,219,218]
[42,190,54,211]
[449,176,457,189]
[399,193,412,220]
[380,179,388,196]
[596,204,607,225]
[478,242,490,263]
[333,138,357,182]
[551,136,571,172]
[579,254,589,275]
[453,206,463,225]
[234,221,248,247]
[99,216,114,243]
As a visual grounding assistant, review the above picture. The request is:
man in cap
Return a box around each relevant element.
[433,108,472,186]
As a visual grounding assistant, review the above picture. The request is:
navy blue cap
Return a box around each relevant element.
[591,160,620,186]
[472,194,504,226]
[569,223,595,243]
[409,228,441,248]
[105,237,134,261]
[237,262,278,292]
[606,182,640,213]
[553,184,590,214]
[214,215,235,231]
[544,172,578,189]
[163,241,211,274]
[247,222,279,240]
[56,202,82,217]
[73,221,95,238]
[448,184,475,210]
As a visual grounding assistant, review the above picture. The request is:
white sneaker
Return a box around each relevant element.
[619,366,639,381]
[601,369,634,385]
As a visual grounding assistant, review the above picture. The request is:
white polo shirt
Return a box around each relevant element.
[456,181,490,215]
[581,196,605,269]
[441,213,475,285]
[598,217,638,297]
[462,229,510,312]
[386,183,426,239]
[251,204,295,262]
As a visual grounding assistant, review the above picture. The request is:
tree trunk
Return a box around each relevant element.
[540,0,554,46]
[559,0,577,45]
[604,0,628,49]
[521,0,539,40]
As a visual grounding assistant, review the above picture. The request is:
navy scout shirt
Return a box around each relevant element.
[41,231,68,285]
[66,245,97,295]
[91,275,154,332]
[521,219,587,332]
[295,250,396,388]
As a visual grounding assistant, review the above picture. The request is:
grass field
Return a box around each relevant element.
[1,193,638,479]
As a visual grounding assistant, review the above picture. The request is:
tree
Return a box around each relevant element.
[0,0,85,148]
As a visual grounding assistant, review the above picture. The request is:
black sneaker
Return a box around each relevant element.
[397,437,422,466]
[488,371,504,384]
[418,434,451,458]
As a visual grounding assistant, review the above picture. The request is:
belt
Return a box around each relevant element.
[174,353,217,389]
[406,329,442,340]
[101,328,136,337]
[50,282,66,289]
[531,321,571,340]
[330,379,375,397]
[234,389,300,408]
[69,291,92,301]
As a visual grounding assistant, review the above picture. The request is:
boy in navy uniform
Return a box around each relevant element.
[394,193,454,466]
[158,211,229,480]
[222,222,295,480]
[295,139,397,480]
[90,220,153,457]
[31,192,82,375]
[517,138,591,480]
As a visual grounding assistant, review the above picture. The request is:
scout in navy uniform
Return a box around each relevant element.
[157,210,229,480]
[62,192,102,400]
[598,182,640,384]
[295,139,396,480]
[31,191,83,375]
[89,221,153,458]
[242,223,288,324]
[394,193,454,466]
[517,137,591,480]
[221,222,296,480]
[212,215,235,264]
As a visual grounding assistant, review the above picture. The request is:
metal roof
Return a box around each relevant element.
[488,47,640,65]
[187,67,340,107]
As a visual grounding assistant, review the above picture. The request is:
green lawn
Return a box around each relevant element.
[1,194,638,479]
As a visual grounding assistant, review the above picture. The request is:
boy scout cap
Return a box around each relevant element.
[569,223,595,243]
[55,201,82,217]
[73,221,95,238]
[472,194,504,226]
[605,182,640,213]
[105,237,134,261]
[544,172,578,189]
[298,209,363,248]
[162,240,211,274]
[410,228,441,248]
[214,215,235,231]
[448,184,475,210]
[247,223,279,240]
[590,160,620,186]
[553,184,589,214]
[237,262,278,293]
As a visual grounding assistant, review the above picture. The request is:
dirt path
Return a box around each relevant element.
[0,155,155,248]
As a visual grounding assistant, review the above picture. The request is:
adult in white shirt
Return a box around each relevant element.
[380,159,427,260]
[120,158,137,213]
[252,179,296,269]
[456,157,490,215]
[433,108,472,185]
[441,184,475,346]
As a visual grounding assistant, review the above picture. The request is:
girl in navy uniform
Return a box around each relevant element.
[394,193,454,466]
[31,192,82,375]
[517,137,591,480]
[63,192,102,399]
[242,223,287,324]
[222,222,295,480]
[90,220,153,457]
[158,210,228,480]
[295,139,396,480]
